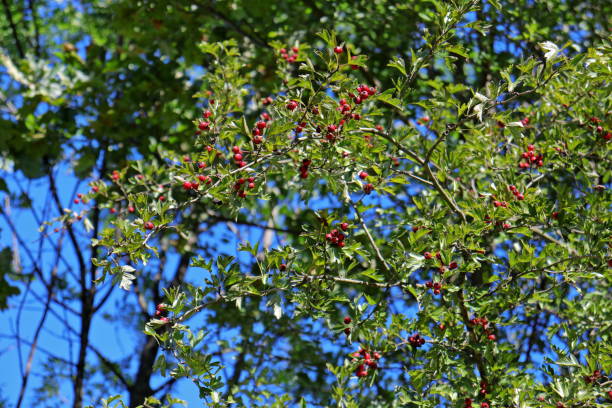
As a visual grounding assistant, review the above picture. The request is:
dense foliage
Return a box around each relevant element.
[0,1,610,407]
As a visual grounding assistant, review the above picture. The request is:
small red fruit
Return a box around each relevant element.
[358,171,368,180]
[488,334,496,341]
[144,221,154,230]
[279,263,287,271]
[344,327,351,335]
[448,262,458,270]
[340,222,349,231]
[183,181,192,190]
[333,46,343,54]
[343,316,352,324]
[424,252,433,260]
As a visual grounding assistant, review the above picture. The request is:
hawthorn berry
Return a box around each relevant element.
[279,263,287,271]
[344,327,351,335]
[144,221,154,230]
[344,316,352,324]
[286,100,298,111]
[424,252,433,260]
[333,46,343,54]
[448,262,458,270]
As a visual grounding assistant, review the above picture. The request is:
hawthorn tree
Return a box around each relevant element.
[0,1,611,408]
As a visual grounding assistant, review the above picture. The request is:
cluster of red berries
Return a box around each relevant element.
[351,348,381,378]
[464,398,489,408]
[325,228,347,248]
[73,193,87,205]
[349,84,377,105]
[584,369,602,384]
[416,115,430,125]
[343,316,352,335]
[423,252,458,273]
[507,185,525,200]
[294,121,307,134]
[492,199,508,208]
[298,158,311,179]
[469,316,496,341]
[155,303,169,323]
[232,146,247,168]
[232,176,256,198]
[588,116,611,140]
[478,380,490,396]
[408,333,426,348]
[425,281,442,295]
[518,144,543,169]
[483,215,511,230]
[279,46,298,63]
[182,180,200,191]
[252,117,268,144]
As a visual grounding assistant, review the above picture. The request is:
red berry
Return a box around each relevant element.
[333,46,343,54]
[340,222,349,231]
[144,221,154,230]
[128,206,135,213]
[424,252,433,259]
[198,121,210,130]
[279,263,287,271]
[232,146,241,154]
[449,262,458,270]
[160,317,169,323]
[481,403,489,408]
[344,327,351,335]
[286,100,298,111]
[183,181,192,190]
[256,121,267,130]
[358,171,368,180]
[488,334,496,341]
[234,153,243,161]
[343,316,352,324]
[74,199,79,204]
[516,193,524,200]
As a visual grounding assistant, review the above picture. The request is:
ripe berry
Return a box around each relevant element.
[279,263,287,271]
[256,121,267,130]
[333,46,343,54]
[128,206,135,213]
[363,183,374,194]
[344,327,351,335]
[286,100,298,111]
[424,252,433,259]
[74,199,79,204]
[481,403,489,408]
[358,171,368,180]
[183,181,192,190]
[449,262,458,270]
[340,222,349,231]
[343,316,352,324]
[144,221,154,230]
[488,334,496,341]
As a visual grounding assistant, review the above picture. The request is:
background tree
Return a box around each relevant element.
[0,1,610,407]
